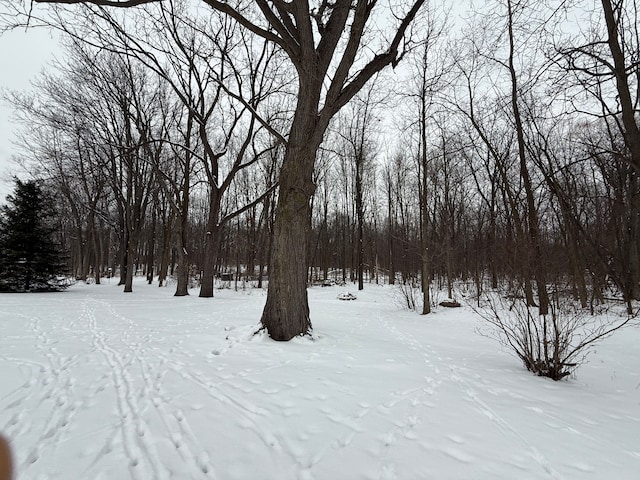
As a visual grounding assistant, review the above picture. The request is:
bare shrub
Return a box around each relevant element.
[392,276,425,311]
[429,286,443,310]
[474,294,636,380]
[394,281,420,311]
[394,280,447,313]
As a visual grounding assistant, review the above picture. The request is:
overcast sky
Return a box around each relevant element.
[0,27,58,203]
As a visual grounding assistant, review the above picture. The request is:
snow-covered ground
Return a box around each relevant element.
[1,280,638,480]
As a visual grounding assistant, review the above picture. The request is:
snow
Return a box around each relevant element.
[1,280,639,480]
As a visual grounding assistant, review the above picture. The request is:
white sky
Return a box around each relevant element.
[0,27,59,203]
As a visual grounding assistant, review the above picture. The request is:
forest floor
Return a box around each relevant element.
[1,279,638,479]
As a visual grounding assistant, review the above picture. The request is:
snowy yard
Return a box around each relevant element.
[1,280,639,480]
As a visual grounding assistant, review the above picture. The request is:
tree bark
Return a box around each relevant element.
[199,190,222,298]
[355,151,365,291]
[174,212,190,296]
[260,102,322,340]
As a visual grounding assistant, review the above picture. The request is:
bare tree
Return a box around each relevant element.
[555,0,640,306]
[8,76,108,282]
[403,16,447,313]
[335,82,380,290]
[450,0,558,312]
[6,39,165,292]
[40,2,287,297]
[26,0,427,340]
[556,0,640,172]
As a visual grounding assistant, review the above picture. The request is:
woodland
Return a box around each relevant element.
[0,0,638,352]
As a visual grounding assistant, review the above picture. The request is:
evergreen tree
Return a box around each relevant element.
[0,178,69,292]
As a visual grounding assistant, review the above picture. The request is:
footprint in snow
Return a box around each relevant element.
[380,432,396,447]
[171,433,183,449]
[339,432,355,447]
[379,463,397,480]
[196,451,212,473]
[406,416,420,428]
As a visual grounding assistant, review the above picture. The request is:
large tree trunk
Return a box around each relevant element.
[199,191,222,298]
[260,116,320,340]
[199,229,218,298]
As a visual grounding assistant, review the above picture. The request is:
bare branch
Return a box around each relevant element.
[218,181,278,226]
[324,0,426,116]
[200,0,295,58]
[34,0,158,6]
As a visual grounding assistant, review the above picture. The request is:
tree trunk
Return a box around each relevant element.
[260,113,320,340]
[256,195,272,289]
[93,221,103,285]
[355,152,365,291]
[601,0,640,172]
[158,210,174,287]
[387,175,395,286]
[146,206,156,285]
[507,0,549,314]
[420,188,431,314]
[419,86,431,314]
[489,194,498,290]
[566,224,588,308]
[174,215,190,296]
[446,222,453,300]
[124,233,136,292]
[199,191,222,298]
[120,229,128,287]
[624,178,640,303]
